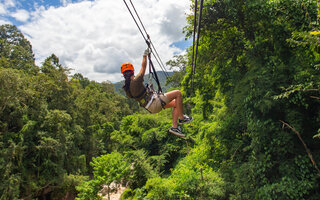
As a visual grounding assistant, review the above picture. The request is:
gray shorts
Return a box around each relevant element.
[145,93,169,113]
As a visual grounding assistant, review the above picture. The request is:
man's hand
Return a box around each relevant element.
[143,47,151,56]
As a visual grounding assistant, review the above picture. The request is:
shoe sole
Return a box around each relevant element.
[168,130,186,137]
[179,118,193,125]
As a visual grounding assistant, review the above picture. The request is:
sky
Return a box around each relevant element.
[0,0,192,82]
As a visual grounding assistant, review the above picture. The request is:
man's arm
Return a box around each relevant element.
[139,55,147,76]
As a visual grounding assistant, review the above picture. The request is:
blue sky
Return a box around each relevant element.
[171,39,192,50]
[7,0,85,11]
[0,0,192,82]
[1,0,94,25]
[2,0,58,25]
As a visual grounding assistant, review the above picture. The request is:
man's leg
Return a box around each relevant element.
[164,90,184,123]
[163,90,192,137]
[172,105,178,128]
[162,99,179,128]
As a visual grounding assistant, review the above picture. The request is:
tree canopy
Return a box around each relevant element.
[1,0,320,199]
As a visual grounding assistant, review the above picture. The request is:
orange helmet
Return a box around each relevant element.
[121,62,134,74]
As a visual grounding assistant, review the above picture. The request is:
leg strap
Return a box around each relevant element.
[158,93,167,108]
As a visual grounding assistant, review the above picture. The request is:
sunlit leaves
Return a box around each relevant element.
[76,152,130,200]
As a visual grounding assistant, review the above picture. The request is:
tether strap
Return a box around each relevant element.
[146,45,162,93]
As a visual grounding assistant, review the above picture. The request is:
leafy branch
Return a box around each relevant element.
[274,83,319,100]
[280,120,320,174]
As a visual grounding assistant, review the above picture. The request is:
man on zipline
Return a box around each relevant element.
[121,48,192,137]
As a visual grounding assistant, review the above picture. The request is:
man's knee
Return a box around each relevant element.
[174,90,182,98]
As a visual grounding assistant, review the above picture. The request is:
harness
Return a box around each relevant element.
[126,80,166,113]
[126,86,148,107]
[125,50,167,112]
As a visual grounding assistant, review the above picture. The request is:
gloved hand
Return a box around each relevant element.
[143,47,151,56]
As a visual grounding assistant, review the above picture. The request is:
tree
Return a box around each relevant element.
[165,55,187,88]
[72,73,91,88]
[0,23,141,199]
[0,24,38,73]
[180,0,320,199]
[76,152,130,200]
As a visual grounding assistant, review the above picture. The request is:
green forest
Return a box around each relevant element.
[1,0,320,199]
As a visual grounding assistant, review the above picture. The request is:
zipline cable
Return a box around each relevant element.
[128,0,148,37]
[122,0,147,42]
[190,0,198,92]
[191,0,204,94]
[145,38,162,93]
[150,41,170,78]
[128,0,169,79]
[124,0,169,79]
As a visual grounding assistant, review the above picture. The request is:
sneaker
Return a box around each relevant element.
[179,115,193,124]
[168,126,185,137]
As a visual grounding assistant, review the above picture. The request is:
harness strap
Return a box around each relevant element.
[147,54,162,93]
[144,92,167,113]
[158,93,167,108]
[145,93,155,110]
[131,87,146,99]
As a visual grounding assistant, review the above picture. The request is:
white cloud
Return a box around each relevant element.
[0,18,11,25]
[60,0,72,7]
[0,3,6,14]
[0,0,16,14]
[4,0,15,8]
[20,0,191,82]
[11,9,30,22]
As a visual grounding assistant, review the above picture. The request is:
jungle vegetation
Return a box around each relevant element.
[0,0,320,199]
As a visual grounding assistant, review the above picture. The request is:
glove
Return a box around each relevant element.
[143,47,151,56]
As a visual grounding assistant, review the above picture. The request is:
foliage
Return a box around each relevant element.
[165,55,187,88]
[2,0,320,199]
[0,24,137,199]
[76,152,130,200]
[180,0,320,199]
[111,112,193,187]
[145,140,225,200]
[0,24,38,73]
